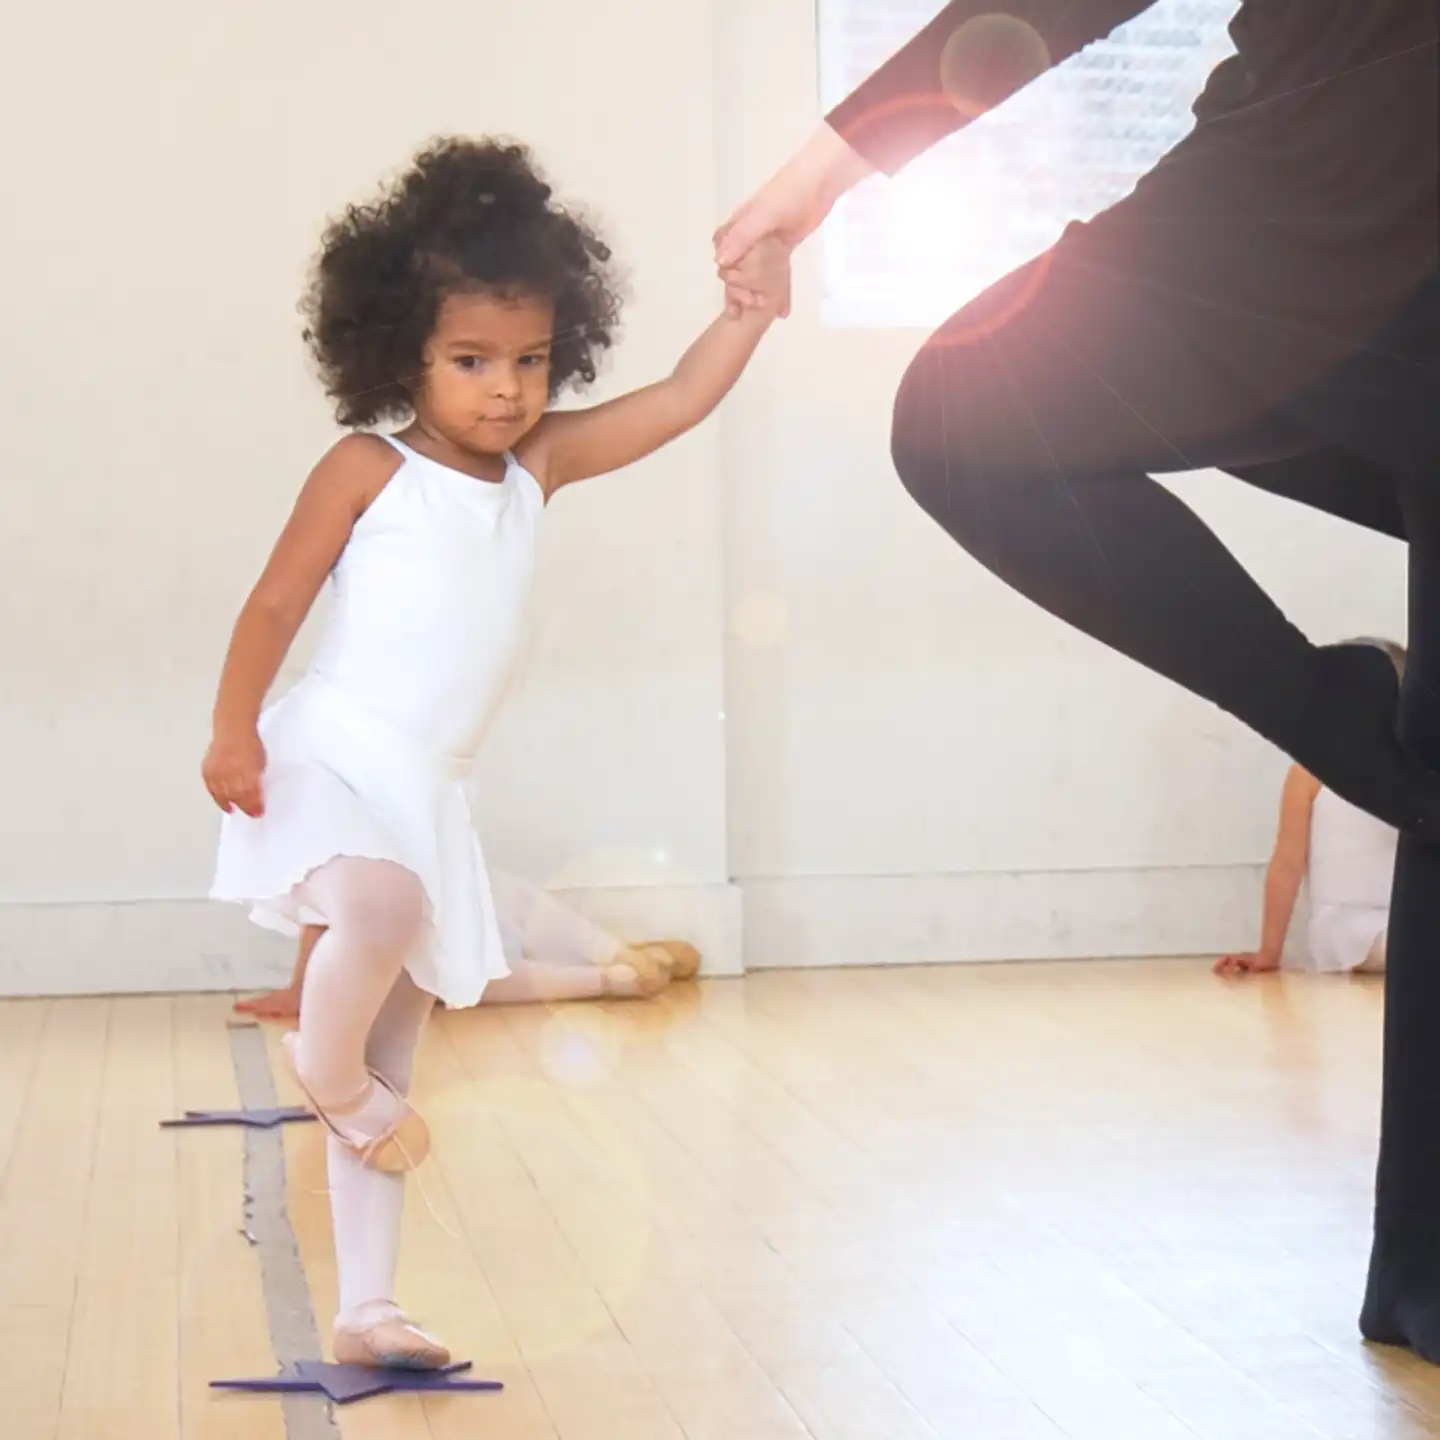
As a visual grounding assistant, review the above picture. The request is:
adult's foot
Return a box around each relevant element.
[1360,1217,1440,1365]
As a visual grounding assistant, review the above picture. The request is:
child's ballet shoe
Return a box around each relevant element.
[280,1032,431,1174]
[642,940,702,982]
[333,1310,451,1370]
[601,946,670,999]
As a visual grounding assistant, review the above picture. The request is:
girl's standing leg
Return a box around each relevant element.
[283,856,448,1364]
[327,972,440,1347]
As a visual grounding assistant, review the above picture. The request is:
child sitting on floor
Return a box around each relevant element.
[1215,638,1404,977]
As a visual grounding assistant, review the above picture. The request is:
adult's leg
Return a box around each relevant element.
[890,252,1440,834]
[1228,448,1406,542]
[1361,481,1440,1361]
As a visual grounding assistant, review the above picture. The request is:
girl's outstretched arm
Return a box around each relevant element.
[202,435,399,817]
[1214,764,1321,976]
[527,240,790,495]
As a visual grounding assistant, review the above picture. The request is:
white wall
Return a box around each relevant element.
[0,0,1408,993]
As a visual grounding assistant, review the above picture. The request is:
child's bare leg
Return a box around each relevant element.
[234,925,322,1019]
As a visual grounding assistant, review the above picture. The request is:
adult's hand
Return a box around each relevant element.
[715,123,876,317]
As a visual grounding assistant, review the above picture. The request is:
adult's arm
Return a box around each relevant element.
[826,1,1154,177]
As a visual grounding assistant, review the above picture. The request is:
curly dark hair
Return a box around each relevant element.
[302,138,623,428]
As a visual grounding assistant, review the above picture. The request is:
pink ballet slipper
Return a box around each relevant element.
[281,1032,431,1174]
[333,1307,451,1369]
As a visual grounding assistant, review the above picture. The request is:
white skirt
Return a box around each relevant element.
[1307,903,1388,974]
[210,675,510,1009]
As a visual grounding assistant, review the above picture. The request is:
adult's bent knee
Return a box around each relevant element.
[890,343,985,532]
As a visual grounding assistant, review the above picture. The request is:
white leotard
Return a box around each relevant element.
[211,437,544,1007]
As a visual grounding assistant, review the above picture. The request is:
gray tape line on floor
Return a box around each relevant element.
[229,1022,339,1439]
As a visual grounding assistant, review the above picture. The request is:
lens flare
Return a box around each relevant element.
[940,14,1052,122]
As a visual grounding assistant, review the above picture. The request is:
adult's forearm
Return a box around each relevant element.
[825,0,1153,177]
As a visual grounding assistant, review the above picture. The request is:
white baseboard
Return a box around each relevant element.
[0,883,744,998]
[0,867,1266,995]
[737,864,1266,969]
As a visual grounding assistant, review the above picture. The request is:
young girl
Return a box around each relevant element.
[1215,639,1406,978]
[233,870,702,1020]
[203,137,786,1369]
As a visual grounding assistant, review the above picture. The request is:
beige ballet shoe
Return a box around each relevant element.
[639,940,702,982]
[333,1310,451,1370]
[280,1032,431,1174]
[600,945,671,999]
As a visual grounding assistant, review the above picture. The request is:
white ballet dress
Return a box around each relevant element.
[211,437,544,1008]
[1305,785,1396,973]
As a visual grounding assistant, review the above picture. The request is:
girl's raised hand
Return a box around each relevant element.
[714,123,876,316]
[720,235,793,317]
[203,728,268,817]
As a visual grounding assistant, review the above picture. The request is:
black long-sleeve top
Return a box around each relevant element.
[824,2,1437,401]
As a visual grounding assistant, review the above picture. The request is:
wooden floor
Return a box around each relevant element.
[5,961,1440,1438]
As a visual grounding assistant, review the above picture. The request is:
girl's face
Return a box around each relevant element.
[415,290,554,459]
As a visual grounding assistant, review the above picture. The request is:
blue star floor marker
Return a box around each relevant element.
[211,1360,503,1405]
[161,1106,317,1129]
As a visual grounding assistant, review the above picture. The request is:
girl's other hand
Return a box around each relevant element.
[203,728,267,817]
[1213,950,1280,977]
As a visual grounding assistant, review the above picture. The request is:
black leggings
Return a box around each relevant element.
[889,249,1440,1317]
[889,251,1440,836]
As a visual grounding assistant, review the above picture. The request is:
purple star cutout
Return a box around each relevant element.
[161,1107,317,1129]
[211,1360,503,1405]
